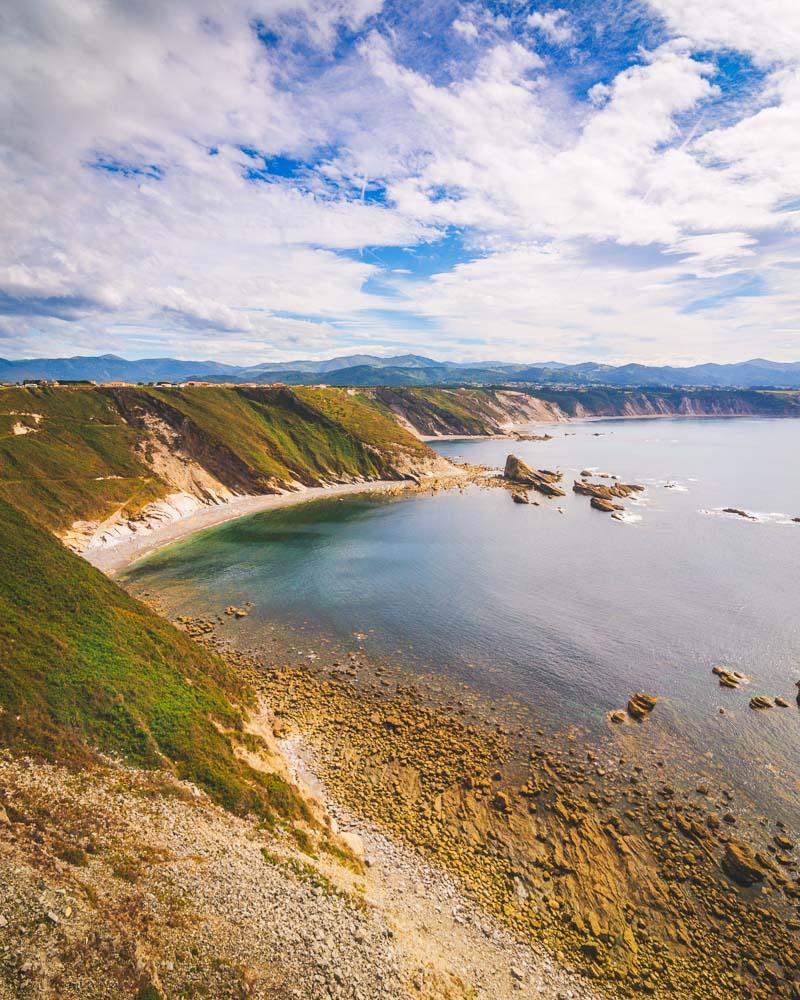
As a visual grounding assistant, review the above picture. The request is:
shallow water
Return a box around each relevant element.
[122,417,800,822]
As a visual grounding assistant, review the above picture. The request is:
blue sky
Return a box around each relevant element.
[1,0,799,363]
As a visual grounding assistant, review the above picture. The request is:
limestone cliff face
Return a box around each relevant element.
[363,386,800,437]
[539,387,800,420]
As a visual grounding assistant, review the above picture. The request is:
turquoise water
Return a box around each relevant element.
[123,417,800,819]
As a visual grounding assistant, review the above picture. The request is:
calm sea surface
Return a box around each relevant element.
[122,417,800,820]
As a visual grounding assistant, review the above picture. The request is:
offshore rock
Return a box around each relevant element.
[591,496,624,513]
[627,692,657,720]
[749,696,773,710]
[712,666,747,689]
[723,507,756,520]
[503,455,565,497]
[574,479,644,501]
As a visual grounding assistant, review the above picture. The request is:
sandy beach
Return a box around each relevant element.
[83,479,405,576]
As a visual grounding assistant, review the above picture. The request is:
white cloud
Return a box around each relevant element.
[453,18,479,41]
[527,9,574,45]
[646,0,800,66]
[1,0,799,363]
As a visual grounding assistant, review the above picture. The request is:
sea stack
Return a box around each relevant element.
[503,454,566,497]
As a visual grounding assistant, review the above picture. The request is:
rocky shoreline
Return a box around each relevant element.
[148,606,800,1000]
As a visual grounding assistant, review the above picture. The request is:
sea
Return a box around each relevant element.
[121,416,800,824]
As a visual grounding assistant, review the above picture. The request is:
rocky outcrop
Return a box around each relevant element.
[722,841,767,886]
[504,455,566,497]
[590,496,623,513]
[712,666,747,689]
[626,692,657,720]
[574,479,644,500]
[723,508,756,520]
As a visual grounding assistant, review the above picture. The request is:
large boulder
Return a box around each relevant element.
[627,692,657,719]
[722,841,767,886]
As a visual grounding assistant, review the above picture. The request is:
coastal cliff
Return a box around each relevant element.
[2,386,799,999]
[4,381,798,552]
[361,386,800,437]
[0,384,451,553]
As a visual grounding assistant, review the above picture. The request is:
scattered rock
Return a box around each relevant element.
[774,697,789,708]
[712,666,747,689]
[749,696,773,710]
[609,710,626,725]
[627,693,657,720]
[511,490,531,505]
[722,508,756,520]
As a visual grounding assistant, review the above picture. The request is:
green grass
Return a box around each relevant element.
[0,385,163,531]
[0,385,429,534]
[368,387,508,436]
[0,497,308,823]
[143,384,425,483]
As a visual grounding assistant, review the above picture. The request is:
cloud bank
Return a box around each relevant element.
[1,0,799,362]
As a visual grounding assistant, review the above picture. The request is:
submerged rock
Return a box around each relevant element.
[511,432,552,442]
[723,507,756,520]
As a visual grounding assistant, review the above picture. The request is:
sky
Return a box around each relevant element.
[1,0,799,365]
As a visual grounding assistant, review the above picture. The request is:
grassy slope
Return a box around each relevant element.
[0,385,431,535]
[0,386,163,531]
[0,497,305,821]
[289,386,429,463]
[142,385,423,486]
[367,387,504,436]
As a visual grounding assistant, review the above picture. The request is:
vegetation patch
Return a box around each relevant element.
[0,497,308,823]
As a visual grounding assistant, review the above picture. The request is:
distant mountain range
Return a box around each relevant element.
[3,353,800,389]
